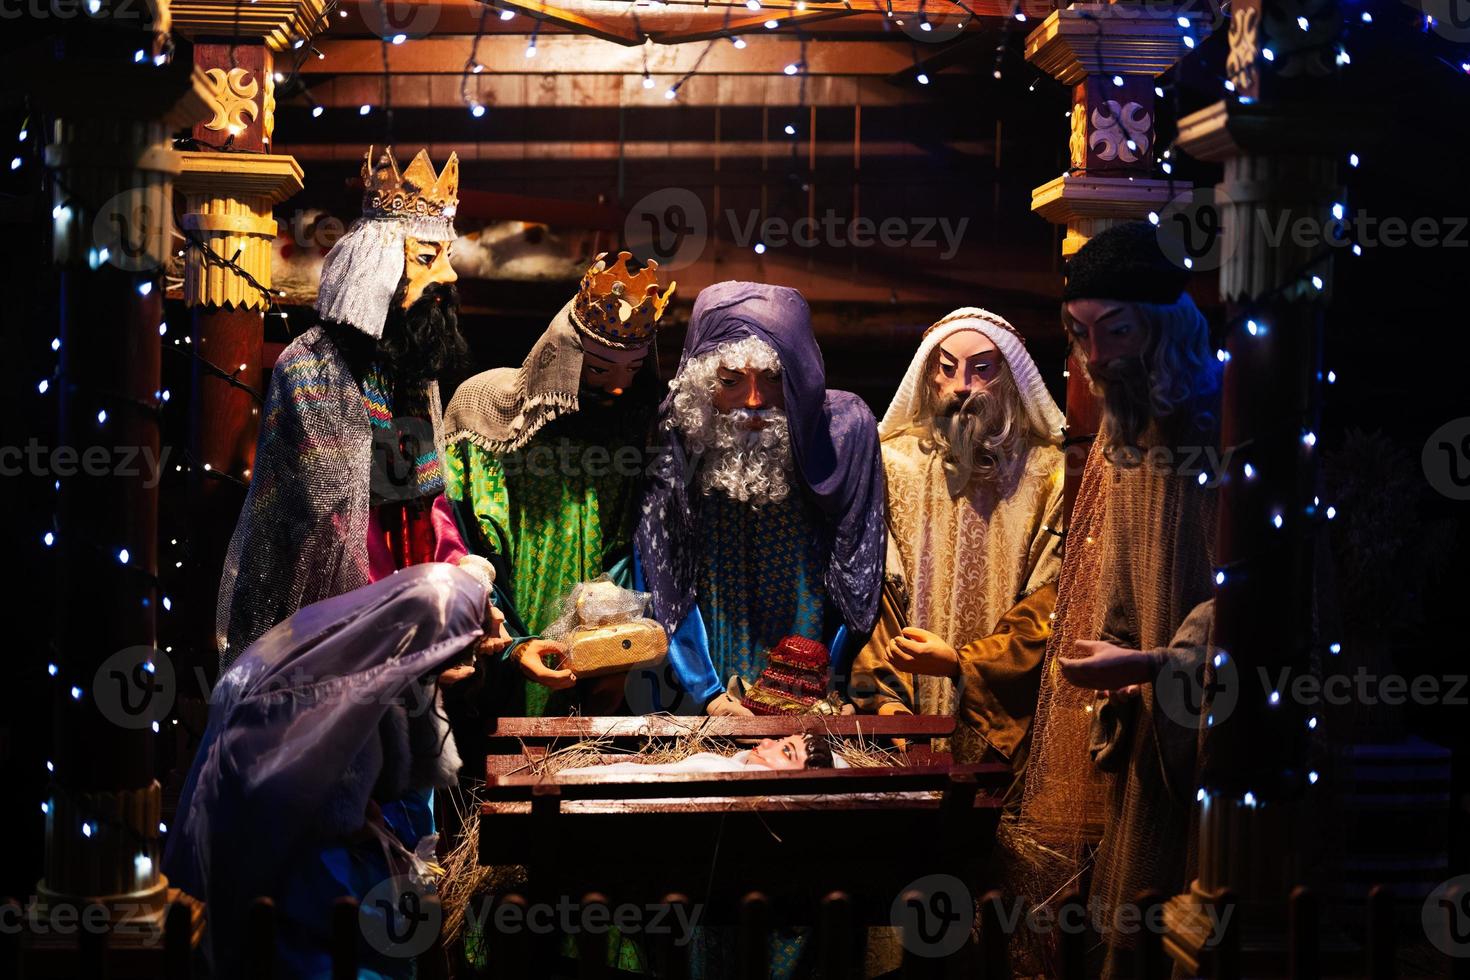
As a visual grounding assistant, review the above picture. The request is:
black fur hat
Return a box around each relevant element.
[1062,220,1191,305]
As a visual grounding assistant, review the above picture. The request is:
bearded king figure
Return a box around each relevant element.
[850,307,1067,774]
[634,282,886,714]
[217,145,502,670]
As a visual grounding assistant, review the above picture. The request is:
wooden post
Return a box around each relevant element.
[22,3,211,969]
[1024,3,1201,524]
[1165,0,1342,967]
[168,4,319,679]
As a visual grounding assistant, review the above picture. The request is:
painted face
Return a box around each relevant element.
[401,235,457,310]
[1064,298,1149,377]
[579,336,649,400]
[931,331,1002,402]
[749,735,808,770]
[712,364,785,426]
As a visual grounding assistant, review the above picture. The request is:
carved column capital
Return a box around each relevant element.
[175,151,305,309]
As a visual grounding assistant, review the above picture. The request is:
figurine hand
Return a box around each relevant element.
[706,691,754,717]
[887,627,960,678]
[1060,640,1161,692]
[517,639,576,690]
[476,605,514,658]
[438,663,476,688]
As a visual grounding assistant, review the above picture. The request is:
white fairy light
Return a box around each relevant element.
[1183,35,1195,49]
[391,33,406,44]
[1262,47,1275,62]
[48,663,58,676]
[471,103,486,118]
[312,105,325,118]
[43,531,54,547]
[784,63,799,75]
[1301,431,1317,448]
[1111,74,1123,87]
[359,104,372,116]
[500,8,515,19]
[1272,512,1283,529]
[784,124,796,135]
[70,685,83,700]
[754,242,767,254]
[97,409,108,425]
[916,73,930,85]
[1331,203,1344,220]
[1308,770,1320,784]
[38,379,49,394]
[118,547,129,564]
[1296,15,1308,29]
[731,36,747,49]
[764,19,778,28]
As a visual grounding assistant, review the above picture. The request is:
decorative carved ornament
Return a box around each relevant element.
[1069,100,1088,170]
[1090,101,1152,163]
[203,67,260,135]
[1226,7,1260,92]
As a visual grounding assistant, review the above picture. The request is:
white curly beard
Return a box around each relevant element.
[696,408,795,507]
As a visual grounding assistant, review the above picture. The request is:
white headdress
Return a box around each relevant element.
[878,307,1065,445]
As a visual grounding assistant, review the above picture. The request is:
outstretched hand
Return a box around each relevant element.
[517,639,577,690]
[886,627,960,679]
[1059,640,1160,692]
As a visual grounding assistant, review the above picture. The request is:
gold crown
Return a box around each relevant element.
[361,145,459,221]
[569,251,676,350]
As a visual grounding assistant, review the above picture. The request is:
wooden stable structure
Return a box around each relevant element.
[11,0,1465,974]
[477,714,1003,976]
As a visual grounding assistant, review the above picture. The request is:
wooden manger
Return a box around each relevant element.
[473,715,1010,977]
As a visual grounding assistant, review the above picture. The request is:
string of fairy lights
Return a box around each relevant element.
[15,0,1470,840]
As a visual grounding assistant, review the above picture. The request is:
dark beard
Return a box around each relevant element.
[543,382,654,446]
[1091,355,1156,462]
[378,281,469,389]
[324,281,469,393]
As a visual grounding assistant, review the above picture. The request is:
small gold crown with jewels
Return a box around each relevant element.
[569,251,676,350]
[361,145,460,221]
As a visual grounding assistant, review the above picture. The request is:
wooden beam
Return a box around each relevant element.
[304,34,939,74]
[494,0,643,44]
[295,71,933,107]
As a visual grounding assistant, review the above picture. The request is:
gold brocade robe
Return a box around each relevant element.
[850,430,1064,762]
[1020,434,1218,979]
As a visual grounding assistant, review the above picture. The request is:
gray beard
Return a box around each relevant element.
[697,408,795,507]
[922,390,1015,497]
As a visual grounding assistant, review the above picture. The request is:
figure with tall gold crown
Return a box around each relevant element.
[217,144,505,669]
[442,251,675,715]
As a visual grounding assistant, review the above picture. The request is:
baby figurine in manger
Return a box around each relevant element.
[558,732,843,777]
